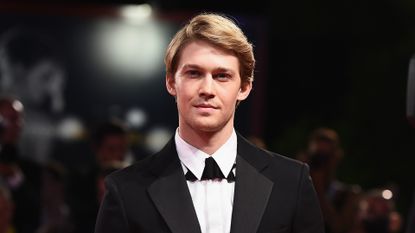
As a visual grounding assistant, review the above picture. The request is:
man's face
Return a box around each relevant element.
[95,135,128,166]
[166,40,251,134]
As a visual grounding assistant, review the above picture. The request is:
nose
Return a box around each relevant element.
[199,75,215,99]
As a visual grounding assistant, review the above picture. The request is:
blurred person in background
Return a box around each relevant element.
[95,162,124,204]
[37,162,72,233]
[91,119,133,169]
[67,119,131,233]
[299,127,362,233]
[0,96,43,233]
[0,28,66,164]
[355,188,402,233]
[406,192,415,233]
[0,183,14,233]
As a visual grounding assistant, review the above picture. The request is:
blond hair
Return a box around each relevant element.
[164,13,255,85]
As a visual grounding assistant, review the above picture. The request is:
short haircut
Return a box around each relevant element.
[164,13,255,85]
[91,120,127,146]
[308,127,340,147]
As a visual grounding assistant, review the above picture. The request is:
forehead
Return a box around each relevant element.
[177,40,239,71]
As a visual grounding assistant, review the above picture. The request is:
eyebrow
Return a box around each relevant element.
[215,67,235,75]
[181,64,235,74]
[181,64,202,71]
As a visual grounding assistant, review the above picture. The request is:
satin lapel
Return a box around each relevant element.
[147,139,201,233]
[231,135,274,233]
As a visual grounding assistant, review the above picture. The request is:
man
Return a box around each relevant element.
[299,128,361,233]
[67,120,130,233]
[91,120,131,168]
[0,97,42,233]
[357,189,402,233]
[95,13,324,233]
[0,29,66,164]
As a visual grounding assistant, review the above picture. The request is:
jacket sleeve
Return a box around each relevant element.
[95,176,130,233]
[292,164,325,233]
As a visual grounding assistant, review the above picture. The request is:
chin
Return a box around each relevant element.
[193,124,220,133]
[191,119,229,133]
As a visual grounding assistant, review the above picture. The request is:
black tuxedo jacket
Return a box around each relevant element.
[95,134,324,233]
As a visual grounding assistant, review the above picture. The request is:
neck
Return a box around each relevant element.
[178,124,234,155]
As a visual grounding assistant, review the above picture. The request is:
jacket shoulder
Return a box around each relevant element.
[267,150,305,170]
[237,133,306,173]
[262,150,310,185]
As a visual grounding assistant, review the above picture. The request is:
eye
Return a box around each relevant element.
[214,73,231,81]
[186,70,201,78]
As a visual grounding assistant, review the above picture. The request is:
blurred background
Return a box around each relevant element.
[1,0,415,233]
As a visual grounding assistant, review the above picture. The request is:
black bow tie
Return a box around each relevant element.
[185,157,236,183]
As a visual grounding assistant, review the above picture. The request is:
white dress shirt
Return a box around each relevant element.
[175,129,237,233]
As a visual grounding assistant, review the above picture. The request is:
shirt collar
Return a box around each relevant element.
[175,129,237,180]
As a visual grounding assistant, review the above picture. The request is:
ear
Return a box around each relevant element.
[166,73,176,96]
[237,81,252,101]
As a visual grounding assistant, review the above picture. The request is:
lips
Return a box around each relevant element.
[194,103,218,109]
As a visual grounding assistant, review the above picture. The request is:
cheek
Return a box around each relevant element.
[175,86,193,104]
[176,97,190,115]
[222,90,240,105]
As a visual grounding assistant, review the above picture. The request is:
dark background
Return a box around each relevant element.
[1,0,415,227]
